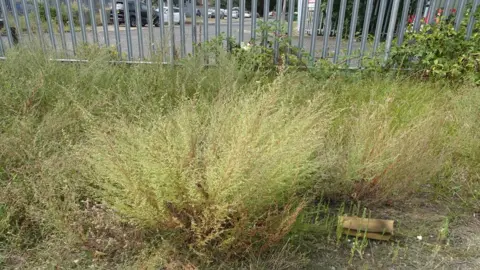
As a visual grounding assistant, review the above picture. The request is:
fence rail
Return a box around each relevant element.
[0,0,478,67]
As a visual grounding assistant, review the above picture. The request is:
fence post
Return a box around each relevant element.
[346,0,360,66]
[466,0,480,39]
[384,0,401,63]
[321,0,334,59]
[397,0,411,46]
[309,0,322,61]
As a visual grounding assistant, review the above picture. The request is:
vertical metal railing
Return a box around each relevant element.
[203,0,208,44]
[178,0,185,58]
[88,0,98,44]
[321,0,334,59]
[0,0,478,68]
[158,0,165,59]
[20,0,32,41]
[227,0,232,49]
[413,0,425,31]
[78,0,87,44]
[124,0,134,60]
[251,0,258,41]
[112,0,122,57]
[168,0,175,63]
[397,0,411,46]
[309,0,322,61]
[100,0,110,46]
[146,0,154,56]
[43,0,57,51]
[55,0,67,53]
[297,0,307,58]
[9,0,21,42]
[192,0,197,55]
[0,0,14,47]
[215,0,220,37]
[274,0,282,64]
[263,0,270,47]
[135,0,144,59]
[372,0,387,56]
[466,0,480,39]
[32,0,44,50]
[427,0,437,24]
[359,0,374,67]
[239,0,245,44]
[66,0,77,54]
[384,0,401,62]
[346,0,360,65]
[455,0,466,31]
[333,0,347,64]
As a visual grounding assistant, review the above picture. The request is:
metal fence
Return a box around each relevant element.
[0,0,478,67]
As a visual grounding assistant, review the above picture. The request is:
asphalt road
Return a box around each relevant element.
[1,18,364,62]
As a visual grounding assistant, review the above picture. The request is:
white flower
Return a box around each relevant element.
[417,235,423,241]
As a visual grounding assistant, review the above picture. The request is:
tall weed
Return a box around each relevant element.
[80,77,333,259]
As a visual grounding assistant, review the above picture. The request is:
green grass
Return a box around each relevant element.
[0,46,479,268]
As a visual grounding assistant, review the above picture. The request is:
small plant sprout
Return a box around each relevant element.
[438,217,450,245]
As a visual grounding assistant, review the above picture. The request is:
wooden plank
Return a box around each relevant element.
[339,216,395,234]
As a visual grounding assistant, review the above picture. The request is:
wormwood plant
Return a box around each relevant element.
[388,8,480,83]
[82,84,333,260]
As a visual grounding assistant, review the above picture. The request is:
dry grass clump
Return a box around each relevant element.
[81,80,333,259]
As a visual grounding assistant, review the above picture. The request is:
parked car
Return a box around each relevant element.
[230,10,240,19]
[207,8,225,19]
[231,8,256,18]
[224,9,240,19]
[110,1,154,27]
[157,7,186,25]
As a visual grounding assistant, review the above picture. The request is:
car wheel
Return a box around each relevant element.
[130,16,137,27]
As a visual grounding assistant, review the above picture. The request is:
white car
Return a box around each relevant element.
[232,10,239,19]
[155,7,185,24]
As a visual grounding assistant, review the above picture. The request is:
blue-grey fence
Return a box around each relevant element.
[0,0,478,67]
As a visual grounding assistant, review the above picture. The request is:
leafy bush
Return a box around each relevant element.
[81,77,333,259]
[389,9,480,83]
[230,21,309,75]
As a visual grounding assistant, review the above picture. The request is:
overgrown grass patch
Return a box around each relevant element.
[1,47,479,268]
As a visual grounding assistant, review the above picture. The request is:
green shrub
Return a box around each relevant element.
[231,20,309,74]
[37,2,86,26]
[389,9,480,83]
